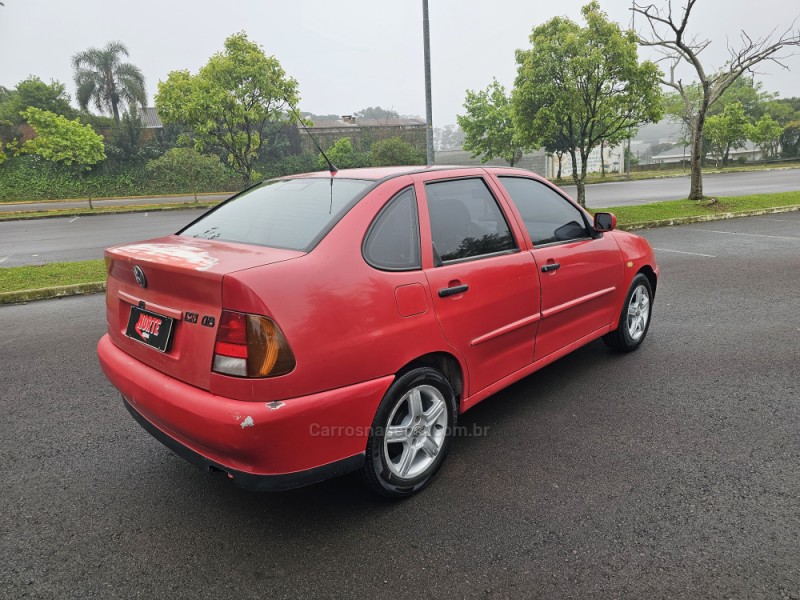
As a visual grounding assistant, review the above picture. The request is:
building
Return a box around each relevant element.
[298,115,427,153]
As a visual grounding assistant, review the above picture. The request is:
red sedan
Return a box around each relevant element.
[98,166,658,497]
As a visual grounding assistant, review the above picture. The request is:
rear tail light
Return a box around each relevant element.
[212,310,296,378]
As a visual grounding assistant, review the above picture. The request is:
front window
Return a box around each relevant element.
[498,177,590,246]
[425,178,516,264]
[180,178,373,251]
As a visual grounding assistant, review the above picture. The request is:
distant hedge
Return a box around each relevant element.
[0,156,240,201]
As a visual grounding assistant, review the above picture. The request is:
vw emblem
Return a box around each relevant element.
[133,265,147,288]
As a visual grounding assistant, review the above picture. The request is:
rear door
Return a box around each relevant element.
[495,176,623,361]
[417,173,540,397]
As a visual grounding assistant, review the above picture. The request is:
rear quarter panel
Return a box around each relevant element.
[218,175,466,403]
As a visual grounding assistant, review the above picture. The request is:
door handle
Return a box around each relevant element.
[438,284,469,297]
[541,262,561,273]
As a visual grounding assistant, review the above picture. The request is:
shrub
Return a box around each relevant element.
[370,137,425,166]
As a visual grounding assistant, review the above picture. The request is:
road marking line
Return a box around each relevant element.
[0,256,8,264]
[691,228,800,241]
[653,248,716,258]
[69,216,80,223]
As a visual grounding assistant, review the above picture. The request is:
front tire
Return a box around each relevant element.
[603,273,653,352]
[362,367,456,498]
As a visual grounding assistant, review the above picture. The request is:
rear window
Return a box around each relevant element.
[180,178,373,251]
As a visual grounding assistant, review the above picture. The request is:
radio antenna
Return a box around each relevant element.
[290,106,338,175]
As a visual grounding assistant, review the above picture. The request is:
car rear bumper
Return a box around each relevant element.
[97,334,393,491]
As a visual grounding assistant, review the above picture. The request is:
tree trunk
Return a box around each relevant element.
[556,153,563,180]
[111,99,120,124]
[570,148,587,207]
[689,116,706,200]
[600,141,606,178]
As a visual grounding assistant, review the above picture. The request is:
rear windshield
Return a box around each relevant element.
[179,178,373,251]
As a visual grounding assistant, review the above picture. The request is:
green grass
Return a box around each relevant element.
[591,190,800,225]
[0,259,106,293]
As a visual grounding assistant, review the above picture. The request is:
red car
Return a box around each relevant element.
[98,166,658,497]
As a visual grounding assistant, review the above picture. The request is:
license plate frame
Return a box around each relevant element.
[125,306,175,353]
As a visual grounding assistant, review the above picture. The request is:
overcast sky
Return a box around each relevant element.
[1,0,799,125]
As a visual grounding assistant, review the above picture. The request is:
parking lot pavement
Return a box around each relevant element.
[1,214,799,599]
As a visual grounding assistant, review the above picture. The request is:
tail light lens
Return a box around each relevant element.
[212,310,296,378]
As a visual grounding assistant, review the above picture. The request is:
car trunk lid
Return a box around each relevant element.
[104,235,303,391]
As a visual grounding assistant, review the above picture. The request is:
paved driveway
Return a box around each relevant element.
[1,214,799,598]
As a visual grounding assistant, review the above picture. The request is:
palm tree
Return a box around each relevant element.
[72,41,146,123]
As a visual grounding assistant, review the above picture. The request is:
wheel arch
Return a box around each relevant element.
[637,265,658,297]
[395,352,465,410]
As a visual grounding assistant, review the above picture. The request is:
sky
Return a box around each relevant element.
[1,0,799,126]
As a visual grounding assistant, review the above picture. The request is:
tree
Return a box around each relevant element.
[157,32,300,187]
[433,124,464,151]
[72,41,146,123]
[634,0,800,199]
[15,107,105,206]
[147,148,229,201]
[704,102,750,165]
[353,106,399,121]
[513,2,662,206]
[0,77,76,124]
[370,137,425,166]
[315,137,369,170]
[458,79,529,167]
[749,114,784,162]
[779,120,800,157]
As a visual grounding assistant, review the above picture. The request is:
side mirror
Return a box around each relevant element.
[594,212,616,232]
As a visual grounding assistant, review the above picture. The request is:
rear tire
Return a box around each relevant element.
[362,367,456,498]
[603,273,653,352]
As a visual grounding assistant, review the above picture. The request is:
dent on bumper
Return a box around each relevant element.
[97,334,393,489]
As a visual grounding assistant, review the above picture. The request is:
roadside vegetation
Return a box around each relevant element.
[0,259,105,293]
[591,190,800,224]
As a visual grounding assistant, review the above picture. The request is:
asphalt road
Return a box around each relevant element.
[0,210,207,267]
[2,168,799,268]
[2,214,799,599]
[559,167,800,206]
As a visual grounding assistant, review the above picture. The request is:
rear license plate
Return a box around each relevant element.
[125,306,175,352]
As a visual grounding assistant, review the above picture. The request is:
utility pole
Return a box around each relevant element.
[423,0,434,165]
[626,0,635,177]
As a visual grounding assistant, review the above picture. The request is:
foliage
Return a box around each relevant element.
[261,152,317,179]
[156,32,300,187]
[704,102,750,165]
[146,148,230,200]
[0,155,238,201]
[0,77,76,124]
[354,106,399,121]
[780,120,800,158]
[512,1,662,205]
[16,107,105,168]
[458,79,529,166]
[749,114,784,161]
[73,41,147,123]
[316,137,370,170]
[370,137,425,166]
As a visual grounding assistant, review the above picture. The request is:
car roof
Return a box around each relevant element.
[282,165,536,182]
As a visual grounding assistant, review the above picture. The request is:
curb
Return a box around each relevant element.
[0,282,106,305]
[0,201,220,222]
[0,192,233,206]
[2,204,799,306]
